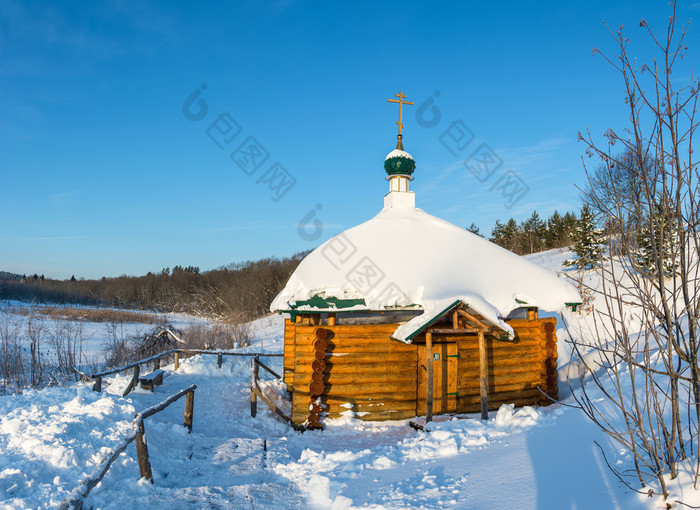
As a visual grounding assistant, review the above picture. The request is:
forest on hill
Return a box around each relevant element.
[472,209,580,255]
[0,252,310,321]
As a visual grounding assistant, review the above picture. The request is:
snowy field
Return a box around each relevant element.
[0,300,212,364]
[0,251,696,509]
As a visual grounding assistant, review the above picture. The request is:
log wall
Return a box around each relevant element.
[445,318,557,413]
[283,319,295,391]
[283,316,558,425]
[290,324,417,425]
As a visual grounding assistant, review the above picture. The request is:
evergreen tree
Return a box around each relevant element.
[490,220,506,246]
[521,210,545,254]
[561,211,578,246]
[632,202,679,277]
[545,210,564,249]
[564,205,606,269]
[466,222,483,237]
[502,218,522,254]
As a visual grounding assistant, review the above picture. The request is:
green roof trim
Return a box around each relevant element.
[403,299,463,343]
[398,299,512,344]
[290,295,366,310]
[565,302,583,312]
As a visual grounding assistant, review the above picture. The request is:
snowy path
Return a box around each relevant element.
[77,356,305,509]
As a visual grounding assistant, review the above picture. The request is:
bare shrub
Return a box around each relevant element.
[133,325,180,360]
[102,323,187,369]
[102,322,136,369]
[26,312,46,387]
[48,320,85,380]
[0,309,24,391]
[179,323,231,350]
[223,313,253,348]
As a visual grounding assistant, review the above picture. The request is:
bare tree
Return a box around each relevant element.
[0,309,23,391]
[27,312,45,387]
[49,320,86,380]
[581,147,658,235]
[573,3,700,505]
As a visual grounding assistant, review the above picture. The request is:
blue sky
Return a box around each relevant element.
[1,0,698,279]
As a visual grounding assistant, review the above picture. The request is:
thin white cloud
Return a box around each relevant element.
[0,236,86,241]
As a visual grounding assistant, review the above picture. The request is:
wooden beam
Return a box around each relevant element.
[426,330,434,423]
[252,387,301,427]
[122,365,140,397]
[431,328,486,335]
[184,391,194,433]
[250,358,259,418]
[328,313,336,326]
[452,310,459,329]
[134,421,153,483]
[478,329,488,420]
[457,308,490,330]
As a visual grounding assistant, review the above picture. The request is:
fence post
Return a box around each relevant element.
[250,357,258,418]
[134,420,153,483]
[174,352,179,371]
[154,357,160,370]
[123,365,140,397]
[217,353,223,369]
[184,391,194,433]
[92,376,102,392]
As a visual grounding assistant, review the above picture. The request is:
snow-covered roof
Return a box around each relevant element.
[271,198,581,342]
[384,149,414,161]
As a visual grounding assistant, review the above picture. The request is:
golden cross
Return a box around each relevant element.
[387,91,414,136]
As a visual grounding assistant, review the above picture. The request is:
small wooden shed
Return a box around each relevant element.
[280,301,560,427]
[271,94,580,427]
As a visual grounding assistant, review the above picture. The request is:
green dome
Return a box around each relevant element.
[384,149,416,177]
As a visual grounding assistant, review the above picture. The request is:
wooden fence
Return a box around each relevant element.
[58,385,197,510]
[90,349,282,396]
[57,348,290,507]
[250,356,303,430]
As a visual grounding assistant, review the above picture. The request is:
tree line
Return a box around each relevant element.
[467,209,579,256]
[0,252,310,320]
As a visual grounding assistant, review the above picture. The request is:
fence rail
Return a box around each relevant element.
[250,356,303,431]
[90,348,282,395]
[58,384,197,510]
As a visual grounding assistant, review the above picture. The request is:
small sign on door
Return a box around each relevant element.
[433,353,440,361]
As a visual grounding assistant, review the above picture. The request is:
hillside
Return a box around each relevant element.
[0,252,310,320]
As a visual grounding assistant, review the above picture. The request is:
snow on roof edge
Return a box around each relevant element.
[391,296,514,344]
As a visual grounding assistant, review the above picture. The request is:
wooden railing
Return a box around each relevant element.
[90,349,282,395]
[58,385,197,510]
[250,356,303,431]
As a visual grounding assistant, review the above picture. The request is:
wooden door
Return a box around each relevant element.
[417,342,458,415]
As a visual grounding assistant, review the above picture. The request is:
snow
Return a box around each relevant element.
[0,300,209,365]
[1,249,697,509]
[271,204,580,342]
[384,149,414,161]
[0,353,648,509]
